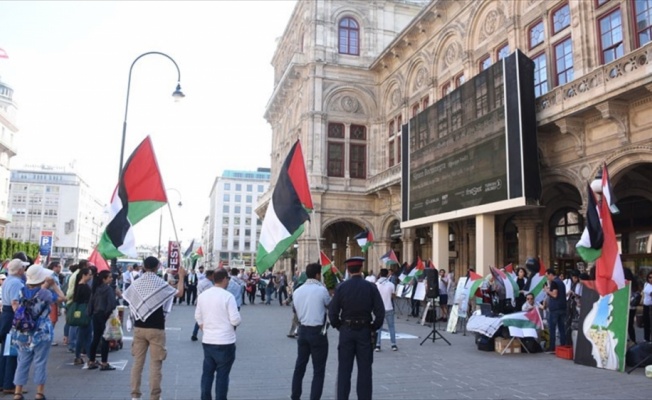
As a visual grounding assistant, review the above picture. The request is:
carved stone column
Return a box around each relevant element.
[513,214,541,265]
[402,228,415,264]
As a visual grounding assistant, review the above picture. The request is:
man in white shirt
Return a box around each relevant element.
[191,270,215,342]
[375,268,398,352]
[195,269,241,400]
[122,265,134,291]
[291,263,330,400]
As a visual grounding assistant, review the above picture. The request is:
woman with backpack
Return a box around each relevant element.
[86,270,117,371]
[11,264,57,400]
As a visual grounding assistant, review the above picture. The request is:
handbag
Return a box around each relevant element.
[66,302,90,327]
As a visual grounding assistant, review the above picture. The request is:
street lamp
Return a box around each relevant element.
[118,51,185,180]
[158,188,183,258]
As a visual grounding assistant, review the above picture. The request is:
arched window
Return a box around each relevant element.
[338,17,360,55]
[550,208,582,273]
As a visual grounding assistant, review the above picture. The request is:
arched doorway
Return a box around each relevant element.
[321,220,365,271]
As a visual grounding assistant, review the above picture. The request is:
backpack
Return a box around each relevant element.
[12,287,38,333]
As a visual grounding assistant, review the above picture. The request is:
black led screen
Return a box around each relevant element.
[402,50,541,223]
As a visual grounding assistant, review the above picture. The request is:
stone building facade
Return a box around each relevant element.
[261,0,652,281]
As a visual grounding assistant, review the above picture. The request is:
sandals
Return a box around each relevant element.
[13,395,25,400]
[99,363,116,371]
[73,358,85,366]
[35,394,46,400]
[87,361,98,370]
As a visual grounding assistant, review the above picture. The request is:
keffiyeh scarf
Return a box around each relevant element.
[123,272,177,321]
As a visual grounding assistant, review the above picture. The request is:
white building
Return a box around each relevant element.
[7,165,105,265]
[0,77,18,237]
[207,168,270,269]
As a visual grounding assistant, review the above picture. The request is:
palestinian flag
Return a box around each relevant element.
[98,136,167,259]
[319,251,339,276]
[504,263,516,282]
[184,239,195,258]
[256,140,313,274]
[500,308,543,338]
[466,271,487,301]
[88,247,110,272]
[527,258,548,303]
[355,229,374,252]
[600,163,619,214]
[490,265,518,305]
[593,184,625,296]
[192,246,204,261]
[401,257,424,284]
[576,183,603,262]
[380,249,399,265]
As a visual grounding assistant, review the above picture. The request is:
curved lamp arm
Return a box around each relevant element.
[118,51,185,179]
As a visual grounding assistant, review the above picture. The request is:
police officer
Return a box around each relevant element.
[328,256,385,400]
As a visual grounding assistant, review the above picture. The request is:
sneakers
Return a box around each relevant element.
[392,345,398,351]
[374,346,381,352]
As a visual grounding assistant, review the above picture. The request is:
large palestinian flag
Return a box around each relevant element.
[576,183,603,263]
[256,140,313,273]
[500,308,543,338]
[98,136,167,259]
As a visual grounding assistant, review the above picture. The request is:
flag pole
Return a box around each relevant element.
[309,207,323,283]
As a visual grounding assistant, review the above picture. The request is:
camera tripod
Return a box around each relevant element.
[420,298,451,346]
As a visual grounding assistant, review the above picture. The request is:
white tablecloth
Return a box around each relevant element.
[466,311,503,337]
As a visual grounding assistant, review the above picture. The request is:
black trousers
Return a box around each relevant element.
[291,326,328,400]
[186,286,198,305]
[89,313,110,363]
[337,326,373,400]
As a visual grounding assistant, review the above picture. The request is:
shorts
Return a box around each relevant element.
[439,294,448,305]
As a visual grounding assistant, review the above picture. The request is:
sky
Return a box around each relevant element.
[0,0,297,249]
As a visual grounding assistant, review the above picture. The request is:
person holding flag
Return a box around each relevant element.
[290,263,331,400]
[123,257,186,400]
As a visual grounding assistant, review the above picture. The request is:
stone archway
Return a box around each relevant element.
[321,220,365,271]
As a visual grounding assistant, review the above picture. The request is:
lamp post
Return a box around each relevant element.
[118,51,185,180]
[158,188,183,258]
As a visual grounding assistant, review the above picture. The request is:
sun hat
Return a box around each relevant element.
[26,264,51,285]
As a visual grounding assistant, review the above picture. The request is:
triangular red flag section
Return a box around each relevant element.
[287,140,313,211]
[196,246,204,257]
[89,247,111,272]
[594,190,625,296]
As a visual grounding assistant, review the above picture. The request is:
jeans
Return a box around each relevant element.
[291,326,328,400]
[75,324,92,359]
[193,322,200,338]
[131,327,167,400]
[265,286,274,304]
[201,343,236,400]
[548,309,567,350]
[376,309,396,348]
[14,339,51,386]
[0,305,17,389]
[67,325,78,352]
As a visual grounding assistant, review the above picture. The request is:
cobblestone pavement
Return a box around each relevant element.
[36,296,650,399]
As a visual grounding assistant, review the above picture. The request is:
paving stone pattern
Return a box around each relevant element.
[39,298,650,399]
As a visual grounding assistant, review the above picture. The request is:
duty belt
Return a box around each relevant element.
[343,319,370,329]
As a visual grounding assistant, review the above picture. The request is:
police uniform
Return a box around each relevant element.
[328,257,385,400]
